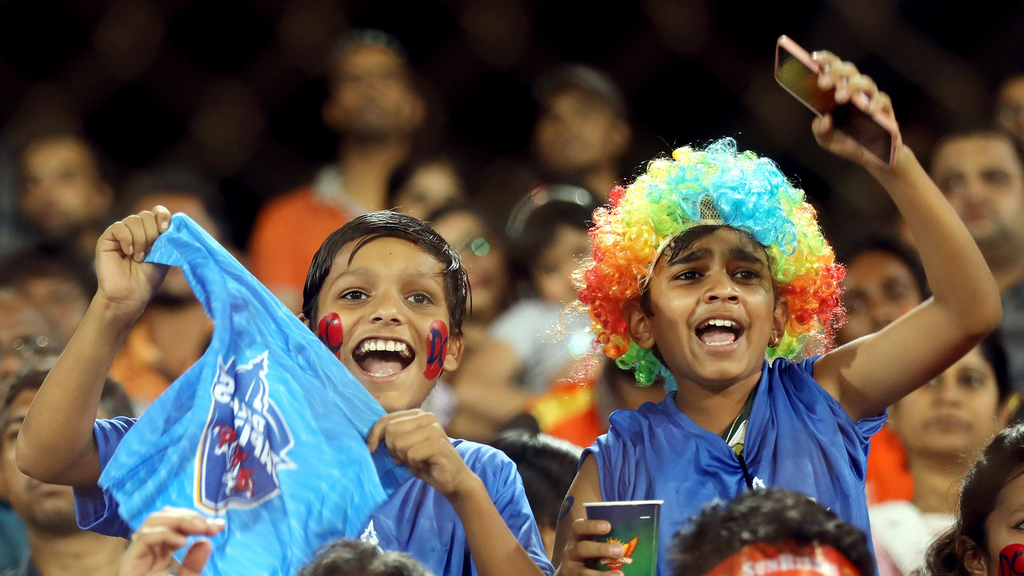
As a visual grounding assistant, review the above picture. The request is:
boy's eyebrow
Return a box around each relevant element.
[667,248,711,266]
[730,247,768,266]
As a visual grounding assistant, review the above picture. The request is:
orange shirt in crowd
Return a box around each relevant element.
[249,168,365,308]
[528,379,605,449]
[865,424,914,504]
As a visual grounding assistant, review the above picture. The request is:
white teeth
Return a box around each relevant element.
[700,319,737,329]
[356,339,411,357]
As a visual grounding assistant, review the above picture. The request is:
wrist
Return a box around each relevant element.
[91,294,145,335]
[444,472,486,510]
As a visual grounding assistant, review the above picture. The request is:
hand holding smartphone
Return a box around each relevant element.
[775,35,900,168]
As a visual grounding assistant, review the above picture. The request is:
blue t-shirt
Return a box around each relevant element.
[74,418,554,576]
[584,357,885,576]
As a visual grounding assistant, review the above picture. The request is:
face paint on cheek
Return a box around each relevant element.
[423,320,449,380]
[1001,544,1024,576]
[317,313,344,360]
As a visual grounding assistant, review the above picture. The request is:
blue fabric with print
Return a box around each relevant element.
[95,214,409,575]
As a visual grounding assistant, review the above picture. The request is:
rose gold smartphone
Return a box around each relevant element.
[775,35,899,168]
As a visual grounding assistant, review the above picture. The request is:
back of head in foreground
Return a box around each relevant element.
[672,488,875,575]
[574,138,844,388]
[298,538,435,576]
[919,422,1024,576]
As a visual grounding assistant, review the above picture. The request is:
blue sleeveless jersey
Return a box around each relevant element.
[584,357,885,575]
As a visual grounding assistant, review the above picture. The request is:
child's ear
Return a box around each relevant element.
[442,331,464,374]
[958,536,988,575]
[297,312,312,330]
[623,299,656,349]
[770,298,790,348]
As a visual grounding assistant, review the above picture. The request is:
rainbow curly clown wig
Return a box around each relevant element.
[575,138,845,387]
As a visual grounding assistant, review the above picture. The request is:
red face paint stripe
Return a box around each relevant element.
[1000,544,1024,576]
[317,313,344,360]
[423,320,449,380]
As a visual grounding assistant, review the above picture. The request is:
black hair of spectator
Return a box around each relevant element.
[976,330,1012,403]
[929,125,1024,174]
[671,488,875,576]
[2,369,134,432]
[119,166,232,241]
[302,211,470,334]
[839,235,930,299]
[922,423,1024,576]
[385,155,465,210]
[297,538,434,576]
[0,250,97,297]
[508,191,597,274]
[489,430,582,529]
[534,64,628,120]
[13,130,116,190]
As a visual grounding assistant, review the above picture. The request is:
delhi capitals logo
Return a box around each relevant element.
[195,352,296,512]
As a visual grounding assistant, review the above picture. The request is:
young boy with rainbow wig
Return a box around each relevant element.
[552,51,1003,575]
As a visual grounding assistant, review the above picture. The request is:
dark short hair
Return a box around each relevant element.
[671,488,875,576]
[301,211,470,334]
[14,130,115,189]
[0,250,97,297]
[2,369,134,435]
[489,430,582,528]
[385,155,464,210]
[119,166,231,241]
[534,63,628,120]
[930,126,1024,176]
[977,330,1012,403]
[923,423,1024,576]
[839,235,930,299]
[298,538,434,576]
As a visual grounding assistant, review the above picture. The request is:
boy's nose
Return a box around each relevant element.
[369,295,404,325]
[703,274,741,303]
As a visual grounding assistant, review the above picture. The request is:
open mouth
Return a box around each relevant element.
[695,318,745,347]
[353,338,415,378]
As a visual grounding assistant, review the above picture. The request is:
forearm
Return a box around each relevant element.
[451,478,547,576]
[870,146,1002,332]
[17,295,138,484]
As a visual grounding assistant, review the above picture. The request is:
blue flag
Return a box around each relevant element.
[99,214,410,575]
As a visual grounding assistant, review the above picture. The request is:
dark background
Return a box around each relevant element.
[1,0,1022,251]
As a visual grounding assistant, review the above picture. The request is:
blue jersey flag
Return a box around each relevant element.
[98,214,410,575]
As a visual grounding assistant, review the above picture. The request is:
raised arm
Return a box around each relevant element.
[16,207,172,485]
[810,53,1002,420]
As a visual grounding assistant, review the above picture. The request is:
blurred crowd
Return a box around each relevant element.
[1,26,1024,576]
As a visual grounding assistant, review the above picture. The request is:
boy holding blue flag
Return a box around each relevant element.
[16,207,553,576]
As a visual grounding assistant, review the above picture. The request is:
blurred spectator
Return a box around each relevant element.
[426,202,512,351]
[0,289,62,386]
[929,128,1024,391]
[450,190,596,440]
[15,133,114,264]
[533,65,631,200]
[489,431,580,559]
[920,422,1024,576]
[108,168,225,404]
[835,238,928,506]
[250,30,426,311]
[0,370,131,576]
[870,334,1011,576]
[0,252,95,343]
[387,156,466,221]
[671,488,876,576]
[519,357,666,450]
[996,73,1024,145]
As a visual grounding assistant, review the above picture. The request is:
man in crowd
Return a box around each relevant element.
[16,133,114,264]
[532,64,632,201]
[929,127,1024,391]
[0,370,132,576]
[249,30,426,310]
[995,73,1024,145]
